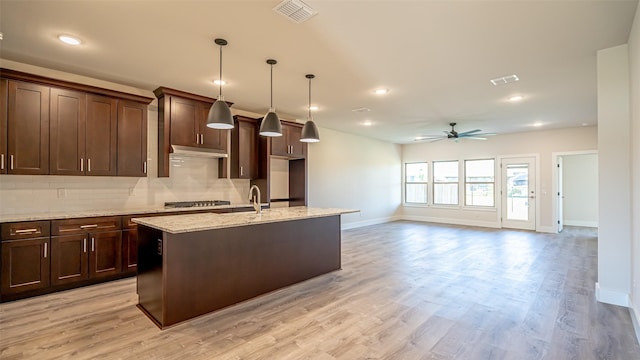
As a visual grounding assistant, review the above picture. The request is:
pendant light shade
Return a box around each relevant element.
[259,59,283,137]
[207,38,234,129]
[300,74,320,142]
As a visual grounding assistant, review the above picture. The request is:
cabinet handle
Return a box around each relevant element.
[88,158,91,172]
[83,238,87,253]
[44,242,47,258]
[80,158,84,172]
[240,166,243,177]
[91,237,95,252]
[1,154,4,170]
[200,134,204,144]
[80,224,98,229]
[143,161,147,174]
[15,228,38,234]
[10,155,14,170]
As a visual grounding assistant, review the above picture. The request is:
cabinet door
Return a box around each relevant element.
[237,118,256,178]
[50,88,86,175]
[86,94,117,176]
[121,229,138,274]
[7,80,50,174]
[170,97,198,147]
[51,234,89,285]
[198,102,228,151]
[270,125,289,157]
[0,79,7,174]
[117,100,147,177]
[1,237,50,295]
[89,230,122,279]
[288,125,306,158]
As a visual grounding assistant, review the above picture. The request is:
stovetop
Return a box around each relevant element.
[164,200,231,208]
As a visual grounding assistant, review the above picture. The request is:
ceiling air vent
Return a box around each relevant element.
[273,0,317,23]
[490,74,519,86]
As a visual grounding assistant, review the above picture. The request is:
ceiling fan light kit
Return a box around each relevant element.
[415,122,495,142]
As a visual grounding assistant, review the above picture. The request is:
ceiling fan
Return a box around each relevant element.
[415,122,496,142]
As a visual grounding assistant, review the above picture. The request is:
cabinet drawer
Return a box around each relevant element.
[1,221,50,241]
[51,216,122,236]
[122,215,141,229]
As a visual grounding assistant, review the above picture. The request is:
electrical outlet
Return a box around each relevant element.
[57,188,66,198]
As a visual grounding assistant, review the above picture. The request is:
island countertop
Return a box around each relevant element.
[132,206,358,234]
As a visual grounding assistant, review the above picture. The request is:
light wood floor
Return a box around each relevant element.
[1,221,639,359]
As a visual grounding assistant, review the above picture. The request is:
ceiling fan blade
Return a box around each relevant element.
[470,133,496,137]
[464,137,488,140]
[443,130,451,136]
[458,129,482,136]
[429,137,446,143]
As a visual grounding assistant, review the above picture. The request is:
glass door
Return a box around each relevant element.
[501,157,536,230]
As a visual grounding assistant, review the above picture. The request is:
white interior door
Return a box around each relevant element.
[501,157,536,230]
[557,157,564,232]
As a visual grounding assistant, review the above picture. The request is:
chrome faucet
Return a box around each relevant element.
[249,185,262,214]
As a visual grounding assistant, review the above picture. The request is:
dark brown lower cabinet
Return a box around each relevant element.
[1,237,50,295]
[51,230,122,285]
[121,228,138,274]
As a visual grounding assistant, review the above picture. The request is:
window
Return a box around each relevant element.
[433,160,459,205]
[465,159,495,207]
[405,162,428,204]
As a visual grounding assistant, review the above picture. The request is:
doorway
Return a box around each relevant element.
[501,157,536,230]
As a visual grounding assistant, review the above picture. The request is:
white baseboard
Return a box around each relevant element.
[537,225,557,234]
[401,215,501,229]
[341,215,402,230]
[564,220,598,227]
[595,282,630,307]
[630,305,640,347]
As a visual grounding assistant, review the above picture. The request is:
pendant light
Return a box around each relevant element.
[259,59,283,137]
[206,38,234,129]
[300,74,320,142]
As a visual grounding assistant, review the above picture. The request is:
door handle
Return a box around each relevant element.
[91,237,95,252]
[1,154,4,170]
[44,242,48,258]
[10,155,14,170]
[88,158,91,172]
[80,158,84,172]
[83,238,87,253]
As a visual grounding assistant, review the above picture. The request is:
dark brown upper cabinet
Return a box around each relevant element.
[154,87,232,177]
[220,115,257,179]
[6,80,50,175]
[0,69,152,177]
[117,100,148,177]
[270,121,306,159]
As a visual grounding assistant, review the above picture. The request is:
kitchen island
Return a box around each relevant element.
[133,207,357,329]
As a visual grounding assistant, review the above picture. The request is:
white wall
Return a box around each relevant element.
[307,127,402,229]
[597,44,631,307]
[628,1,640,338]
[402,127,597,232]
[562,154,598,227]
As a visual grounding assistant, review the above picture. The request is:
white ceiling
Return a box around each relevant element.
[0,0,637,144]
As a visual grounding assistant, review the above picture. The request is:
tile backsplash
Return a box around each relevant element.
[0,156,250,216]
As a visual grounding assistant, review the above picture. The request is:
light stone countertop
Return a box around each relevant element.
[0,203,258,223]
[132,206,359,234]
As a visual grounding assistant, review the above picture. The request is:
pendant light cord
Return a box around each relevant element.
[270,63,274,109]
[308,77,312,120]
[219,45,223,98]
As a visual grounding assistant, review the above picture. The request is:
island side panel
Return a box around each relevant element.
[136,225,166,327]
[163,215,341,327]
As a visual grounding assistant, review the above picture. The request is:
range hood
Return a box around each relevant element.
[170,145,228,158]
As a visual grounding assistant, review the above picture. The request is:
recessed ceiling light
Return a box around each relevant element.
[490,74,519,86]
[533,122,543,127]
[581,122,589,126]
[362,120,373,126]
[309,105,319,111]
[352,107,371,113]
[374,88,389,95]
[508,95,524,102]
[58,34,81,46]
[213,79,226,86]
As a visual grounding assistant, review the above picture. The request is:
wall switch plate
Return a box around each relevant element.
[57,188,66,198]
